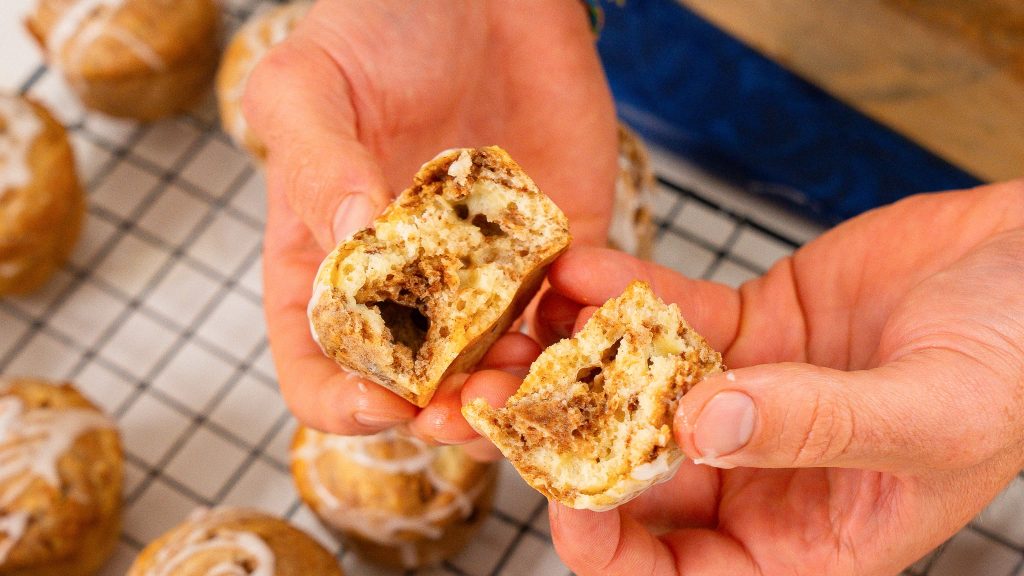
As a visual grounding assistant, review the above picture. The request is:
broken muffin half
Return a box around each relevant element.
[308,146,571,407]
[463,281,723,510]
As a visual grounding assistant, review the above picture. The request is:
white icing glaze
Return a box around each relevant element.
[47,0,166,79]
[307,249,334,351]
[690,448,736,469]
[292,428,488,566]
[224,2,311,147]
[0,96,43,196]
[146,509,275,576]
[0,394,115,563]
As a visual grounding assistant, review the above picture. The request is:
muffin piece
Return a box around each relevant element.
[308,146,571,406]
[217,2,312,157]
[127,507,343,576]
[25,0,221,120]
[608,124,656,260]
[291,427,496,570]
[0,94,84,296]
[463,281,723,511]
[0,377,122,576]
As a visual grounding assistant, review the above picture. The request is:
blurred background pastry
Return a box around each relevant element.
[25,0,221,121]
[291,427,496,570]
[608,123,655,260]
[127,507,343,576]
[0,377,122,576]
[217,1,312,157]
[0,93,83,296]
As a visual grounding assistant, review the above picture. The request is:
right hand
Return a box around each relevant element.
[245,0,619,437]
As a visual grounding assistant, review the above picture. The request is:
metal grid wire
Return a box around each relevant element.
[1,1,1022,575]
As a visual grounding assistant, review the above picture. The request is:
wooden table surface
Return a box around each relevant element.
[678,0,1024,183]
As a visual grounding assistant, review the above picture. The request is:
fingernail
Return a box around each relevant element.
[332,194,376,244]
[693,391,756,459]
[353,411,410,430]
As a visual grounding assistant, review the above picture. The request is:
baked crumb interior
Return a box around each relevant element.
[464,281,723,510]
[310,147,570,406]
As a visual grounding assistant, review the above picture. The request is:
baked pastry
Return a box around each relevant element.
[0,94,84,296]
[0,377,122,576]
[308,146,571,406]
[25,0,221,121]
[291,427,496,570]
[217,1,312,157]
[463,281,723,511]
[608,124,656,260]
[127,507,343,576]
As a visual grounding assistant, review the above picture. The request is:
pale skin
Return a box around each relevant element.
[245,1,1024,574]
[245,0,618,449]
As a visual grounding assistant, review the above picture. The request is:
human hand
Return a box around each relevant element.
[532,182,1024,575]
[245,0,618,436]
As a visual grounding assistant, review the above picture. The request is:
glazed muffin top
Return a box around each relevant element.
[127,507,344,576]
[0,94,79,247]
[291,427,493,545]
[25,0,220,80]
[0,377,122,571]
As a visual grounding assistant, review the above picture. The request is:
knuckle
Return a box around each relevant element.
[789,389,857,466]
[241,42,301,126]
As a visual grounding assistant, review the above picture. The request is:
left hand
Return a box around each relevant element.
[248,0,618,438]
[510,182,1024,575]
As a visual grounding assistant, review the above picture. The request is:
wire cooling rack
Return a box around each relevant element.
[1,1,1022,575]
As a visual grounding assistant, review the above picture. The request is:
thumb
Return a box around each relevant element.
[244,35,390,250]
[675,352,1005,471]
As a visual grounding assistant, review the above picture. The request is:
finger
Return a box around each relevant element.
[460,369,526,412]
[572,306,598,335]
[263,170,416,434]
[476,332,542,371]
[408,374,472,444]
[619,460,720,533]
[461,437,503,462]
[550,504,758,576]
[675,349,1008,471]
[534,289,585,346]
[410,333,537,444]
[547,246,740,351]
[550,504,677,576]
[244,34,390,250]
[412,366,528,445]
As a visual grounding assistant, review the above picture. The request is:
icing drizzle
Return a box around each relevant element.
[292,428,488,564]
[145,508,276,576]
[47,0,167,79]
[0,394,115,564]
[0,96,43,195]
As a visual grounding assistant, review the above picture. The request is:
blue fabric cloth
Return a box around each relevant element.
[596,0,981,225]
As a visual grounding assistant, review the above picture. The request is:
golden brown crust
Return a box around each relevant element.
[309,146,571,406]
[216,2,312,158]
[127,507,343,576]
[0,95,84,296]
[25,0,221,120]
[290,427,495,570]
[0,378,122,576]
[463,282,724,510]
